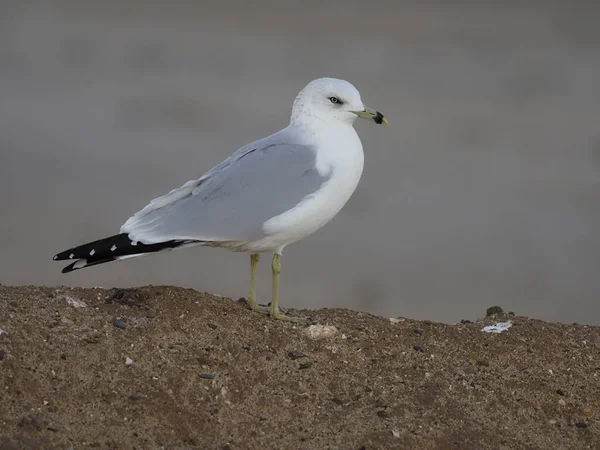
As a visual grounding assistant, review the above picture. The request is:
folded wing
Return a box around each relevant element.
[121,139,330,244]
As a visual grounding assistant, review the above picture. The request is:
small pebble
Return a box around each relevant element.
[145,311,156,319]
[460,319,472,324]
[60,353,67,360]
[486,306,504,316]
[413,345,425,353]
[473,358,490,367]
[413,329,423,336]
[0,349,5,361]
[242,345,251,351]
[582,408,593,416]
[376,410,389,418]
[288,351,306,360]
[392,430,400,438]
[128,394,141,401]
[558,399,566,406]
[113,319,126,329]
[125,357,133,366]
[304,325,338,340]
[207,323,218,330]
[548,419,557,425]
[299,361,313,369]
[199,373,216,379]
[556,389,565,396]
[373,399,386,408]
[575,422,588,429]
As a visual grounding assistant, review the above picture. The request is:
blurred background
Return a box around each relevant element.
[1,0,599,324]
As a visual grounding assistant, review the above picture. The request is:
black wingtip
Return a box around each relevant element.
[54,233,131,262]
[61,256,118,273]
[54,233,200,273]
[61,261,78,273]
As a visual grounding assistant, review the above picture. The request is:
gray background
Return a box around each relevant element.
[1,1,599,324]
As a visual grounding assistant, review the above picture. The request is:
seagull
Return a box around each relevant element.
[53,77,387,322]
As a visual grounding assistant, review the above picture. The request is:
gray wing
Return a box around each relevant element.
[120,139,329,243]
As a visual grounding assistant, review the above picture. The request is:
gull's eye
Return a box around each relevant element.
[329,96,341,104]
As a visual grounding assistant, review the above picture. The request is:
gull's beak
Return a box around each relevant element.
[352,106,388,125]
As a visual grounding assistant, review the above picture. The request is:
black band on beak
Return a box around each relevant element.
[373,111,385,125]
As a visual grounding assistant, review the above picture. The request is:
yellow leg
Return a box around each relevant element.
[247,253,269,315]
[270,252,306,323]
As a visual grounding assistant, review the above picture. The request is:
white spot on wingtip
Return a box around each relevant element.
[110,245,117,252]
[69,253,74,259]
[73,259,87,269]
[53,255,58,260]
[89,249,95,256]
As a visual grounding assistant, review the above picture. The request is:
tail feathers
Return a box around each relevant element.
[53,233,199,273]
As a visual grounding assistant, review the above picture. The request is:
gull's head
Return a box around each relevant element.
[290,77,387,128]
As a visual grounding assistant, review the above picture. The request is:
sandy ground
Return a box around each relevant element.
[1,284,599,449]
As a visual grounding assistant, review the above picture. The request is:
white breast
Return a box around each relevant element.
[249,125,365,253]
